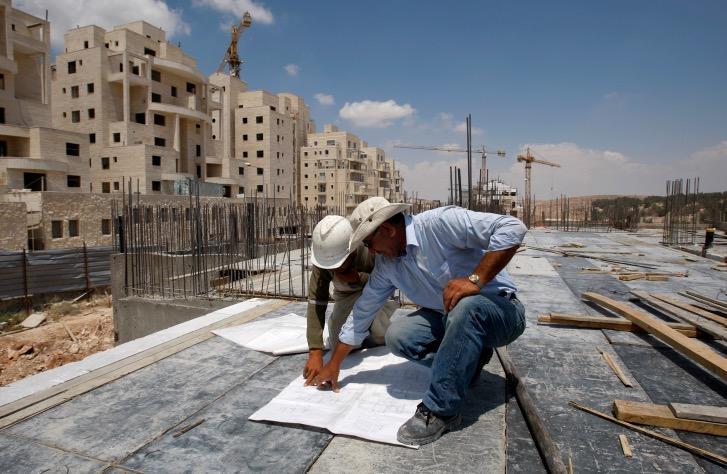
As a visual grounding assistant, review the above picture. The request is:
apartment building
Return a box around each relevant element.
[299,124,403,212]
[0,0,90,193]
[207,73,313,199]
[51,21,214,195]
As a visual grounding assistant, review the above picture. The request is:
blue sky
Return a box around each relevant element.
[20,0,727,199]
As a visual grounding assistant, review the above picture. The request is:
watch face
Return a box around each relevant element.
[469,274,479,284]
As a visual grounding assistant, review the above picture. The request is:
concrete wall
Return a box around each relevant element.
[114,296,233,343]
[0,200,25,249]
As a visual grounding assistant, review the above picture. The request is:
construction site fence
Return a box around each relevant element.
[0,244,113,301]
[112,192,349,300]
[529,195,640,232]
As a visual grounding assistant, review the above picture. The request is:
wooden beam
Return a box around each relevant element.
[582,292,727,380]
[569,401,727,468]
[538,313,697,338]
[619,273,645,281]
[618,434,633,458]
[597,347,633,387]
[613,399,727,436]
[630,291,727,341]
[651,294,727,326]
[682,291,727,312]
[669,403,727,424]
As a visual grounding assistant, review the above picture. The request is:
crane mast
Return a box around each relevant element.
[516,147,561,228]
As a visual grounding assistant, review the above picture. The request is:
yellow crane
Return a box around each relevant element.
[394,144,505,209]
[516,147,561,227]
[217,12,253,78]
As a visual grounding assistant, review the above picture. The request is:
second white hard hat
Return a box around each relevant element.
[310,215,354,269]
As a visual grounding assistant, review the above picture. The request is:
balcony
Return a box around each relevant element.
[1,157,68,173]
[147,101,210,123]
[151,56,206,83]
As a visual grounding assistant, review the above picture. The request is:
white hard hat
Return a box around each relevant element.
[310,215,354,269]
[349,197,411,250]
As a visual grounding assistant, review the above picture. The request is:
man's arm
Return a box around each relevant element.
[443,245,519,311]
[311,261,396,390]
[438,209,527,311]
[304,265,333,382]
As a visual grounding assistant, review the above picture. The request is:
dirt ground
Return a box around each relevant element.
[0,295,115,387]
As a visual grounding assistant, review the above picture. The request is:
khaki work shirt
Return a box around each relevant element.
[305,247,375,349]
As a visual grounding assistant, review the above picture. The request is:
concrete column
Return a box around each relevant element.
[122,51,129,122]
[173,113,180,152]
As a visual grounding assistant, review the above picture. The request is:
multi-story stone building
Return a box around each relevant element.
[51,21,214,195]
[208,72,313,199]
[0,0,89,193]
[299,125,404,213]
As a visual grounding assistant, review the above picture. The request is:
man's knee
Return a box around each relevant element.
[384,321,407,357]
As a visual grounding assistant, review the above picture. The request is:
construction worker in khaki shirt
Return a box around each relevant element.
[303,215,396,385]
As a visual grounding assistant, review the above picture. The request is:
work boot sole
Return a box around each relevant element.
[397,413,462,446]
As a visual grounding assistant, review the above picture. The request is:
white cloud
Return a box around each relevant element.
[17,0,191,50]
[284,64,299,77]
[339,100,416,128]
[314,93,335,106]
[453,121,483,136]
[193,0,273,24]
[395,140,727,201]
[497,142,727,199]
[437,113,483,136]
[396,157,468,202]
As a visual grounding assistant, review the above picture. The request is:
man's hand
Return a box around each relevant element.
[443,277,480,312]
[311,362,341,392]
[303,349,324,385]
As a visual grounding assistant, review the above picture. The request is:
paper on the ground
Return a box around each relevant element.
[212,312,326,355]
[249,346,431,448]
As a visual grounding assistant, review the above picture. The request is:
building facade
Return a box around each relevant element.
[0,0,90,194]
[300,124,404,213]
[207,73,313,199]
[50,21,216,196]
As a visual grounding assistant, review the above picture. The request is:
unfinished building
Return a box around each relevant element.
[50,21,213,195]
[207,72,313,199]
[0,0,89,194]
[300,124,403,213]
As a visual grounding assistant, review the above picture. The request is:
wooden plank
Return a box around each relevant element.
[582,292,727,380]
[619,273,645,281]
[651,294,727,326]
[669,403,727,424]
[684,290,727,311]
[569,401,727,468]
[618,434,633,458]
[631,291,727,341]
[597,347,633,387]
[0,299,289,427]
[613,399,727,436]
[645,274,669,281]
[539,313,697,338]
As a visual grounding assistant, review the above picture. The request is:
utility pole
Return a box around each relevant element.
[467,114,472,209]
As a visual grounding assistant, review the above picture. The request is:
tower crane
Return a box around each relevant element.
[394,144,505,209]
[516,147,561,228]
[217,12,253,77]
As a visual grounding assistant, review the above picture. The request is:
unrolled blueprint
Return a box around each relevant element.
[213,312,327,355]
[249,346,431,447]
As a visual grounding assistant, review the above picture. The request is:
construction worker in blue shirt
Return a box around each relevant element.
[311,197,527,446]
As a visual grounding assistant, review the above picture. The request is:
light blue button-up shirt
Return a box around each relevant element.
[339,206,527,346]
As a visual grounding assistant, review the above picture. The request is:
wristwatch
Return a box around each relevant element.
[468,273,482,287]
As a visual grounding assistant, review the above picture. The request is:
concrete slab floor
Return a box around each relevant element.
[1,230,725,473]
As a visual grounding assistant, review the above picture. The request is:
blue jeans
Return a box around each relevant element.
[385,293,526,417]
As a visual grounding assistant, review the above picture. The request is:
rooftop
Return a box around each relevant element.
[0,229,725,472]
